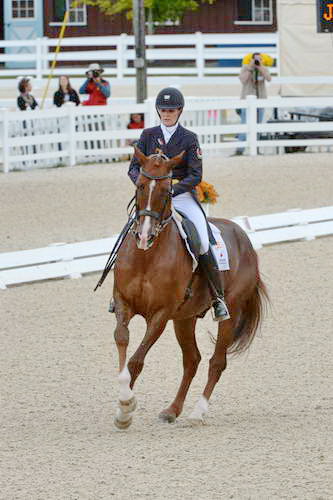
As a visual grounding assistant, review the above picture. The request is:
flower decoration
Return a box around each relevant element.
[242,53,275,67]
[196,181,219,204]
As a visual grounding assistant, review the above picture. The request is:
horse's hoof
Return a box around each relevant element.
[159,410,177,423]
[187,416,205,426]
[119,396,137,414]
[114,415,133,430]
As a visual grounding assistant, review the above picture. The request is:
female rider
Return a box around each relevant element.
[111,87,230,322]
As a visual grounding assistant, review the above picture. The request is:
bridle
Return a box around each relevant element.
[94,155,173,289]
[134,158,173,241]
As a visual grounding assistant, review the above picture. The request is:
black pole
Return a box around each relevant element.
[132,0,147,103]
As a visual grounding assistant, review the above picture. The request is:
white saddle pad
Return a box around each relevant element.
[208,222,230,271]
[172,210,230,271]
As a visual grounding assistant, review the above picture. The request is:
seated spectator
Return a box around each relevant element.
[125,114,145,154]
[79,63,110,106]
[17,77,38,111]
[127,113,145,130]
[53,76,80,107]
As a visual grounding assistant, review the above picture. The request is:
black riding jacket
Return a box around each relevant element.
[128,125,202,197]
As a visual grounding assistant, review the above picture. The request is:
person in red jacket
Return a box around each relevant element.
[79,63,110,106]
[127,113,145,130]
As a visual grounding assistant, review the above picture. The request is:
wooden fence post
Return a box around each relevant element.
[35,37,43,80]
[195,32,204,78]
[247,94,258,156]
[42,37,49,77]
[117,33,127,79]
[145,98,156,128]
[1,109,10,173]
[67,105,76,167]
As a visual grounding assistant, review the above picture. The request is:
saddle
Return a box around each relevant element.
[175,210,216,261]
[174,210,230,272]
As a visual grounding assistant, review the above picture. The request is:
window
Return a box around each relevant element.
[12,0,35,19]
[235,0,273,25]
[51,0,87,26]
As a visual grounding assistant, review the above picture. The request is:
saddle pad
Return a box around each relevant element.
[208,222,230,271]
[172,210,230,271]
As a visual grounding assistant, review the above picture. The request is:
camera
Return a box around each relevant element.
[87,69,102,79]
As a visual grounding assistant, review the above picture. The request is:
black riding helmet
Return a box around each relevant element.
[155,87,185,110]
[155,88,185,123]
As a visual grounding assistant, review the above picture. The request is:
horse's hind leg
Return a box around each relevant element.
[113,297,136,429]
[159,317,200,423]
[188,314,235,424]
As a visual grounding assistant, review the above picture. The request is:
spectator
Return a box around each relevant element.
[127,113,145,130]
[53,75,80,107]
[79,63,110,106]
[17,77,38,111]
[234,52,272,155]
[123,113,145,158]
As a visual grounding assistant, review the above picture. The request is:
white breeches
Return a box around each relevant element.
[173,192,209,254]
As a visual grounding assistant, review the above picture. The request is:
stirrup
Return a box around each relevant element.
[108,300,115,313]
[212,298,230,322]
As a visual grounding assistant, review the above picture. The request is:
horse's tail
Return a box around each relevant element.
[228,272,269,355]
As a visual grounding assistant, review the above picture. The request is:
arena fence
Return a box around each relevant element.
[0,33,278,80]
[1,206,332,289]
[1,94,333,173]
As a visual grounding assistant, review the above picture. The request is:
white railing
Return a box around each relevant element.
[1,206,332,289]
[0,33,278,79]
[2,94,333,173]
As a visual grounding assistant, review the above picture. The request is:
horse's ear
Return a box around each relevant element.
[133,145,148,165]
[165,151,185,171]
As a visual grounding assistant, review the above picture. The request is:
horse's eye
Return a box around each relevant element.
[138,185,144,192]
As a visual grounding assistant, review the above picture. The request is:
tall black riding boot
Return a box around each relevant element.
[199,251,230,322]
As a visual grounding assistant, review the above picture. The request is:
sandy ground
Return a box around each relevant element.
[1,153,333,500]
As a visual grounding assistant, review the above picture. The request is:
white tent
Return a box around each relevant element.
[278,0,333,95]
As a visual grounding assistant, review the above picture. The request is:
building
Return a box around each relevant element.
[1,1,277,43]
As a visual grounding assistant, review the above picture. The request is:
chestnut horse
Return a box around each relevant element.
[112,148,268,429]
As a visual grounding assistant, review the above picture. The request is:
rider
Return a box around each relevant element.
[111,87,229,322]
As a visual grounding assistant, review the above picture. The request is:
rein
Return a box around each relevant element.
[94,195,136,291]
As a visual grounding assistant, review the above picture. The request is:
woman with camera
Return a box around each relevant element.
[79,63,111,106]
[233,53,272,156]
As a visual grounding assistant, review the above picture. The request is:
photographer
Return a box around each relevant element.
[233,53,272,156]
[79,63,111,106]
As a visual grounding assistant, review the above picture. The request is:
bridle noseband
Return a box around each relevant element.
[134,161,173,241]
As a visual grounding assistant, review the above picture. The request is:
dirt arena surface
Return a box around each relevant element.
[1,153,332,499]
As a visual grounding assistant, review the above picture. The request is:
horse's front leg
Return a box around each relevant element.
[113,294,136,430]
[159,317,200,423]
[127,310,168,388]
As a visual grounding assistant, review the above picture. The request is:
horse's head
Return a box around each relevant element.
[133,146,185,250]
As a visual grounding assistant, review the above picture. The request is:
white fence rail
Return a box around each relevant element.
[0,33,278,79]
[1,206,332,289]
[2,94,333,172]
